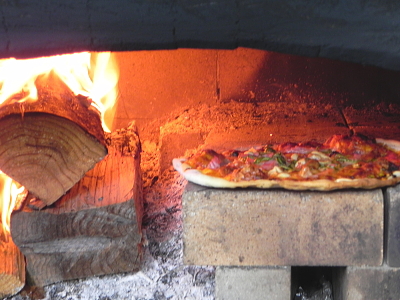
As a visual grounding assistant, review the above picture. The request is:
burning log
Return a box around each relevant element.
[0,238,25,298]
[11,122,143,287]
[0,175,27,298]
[0,72,107,206]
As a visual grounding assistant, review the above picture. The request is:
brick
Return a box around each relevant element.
[218,48,270,102]
[215,266,291,300]
[183,184,383,266]
[114,50,217,130]
[160,132,205,173]
[336,265,400,300]
[385,184,400,267]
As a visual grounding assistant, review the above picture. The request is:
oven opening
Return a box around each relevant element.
[0,45,399,299]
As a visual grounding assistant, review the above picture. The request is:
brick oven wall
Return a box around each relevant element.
[1,1,400,71]
[113,48,400,133]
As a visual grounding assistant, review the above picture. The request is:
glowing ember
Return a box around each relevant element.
[0,52,119,132]
[0,172,23,238]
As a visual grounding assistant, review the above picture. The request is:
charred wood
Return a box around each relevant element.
[0,238,25,298]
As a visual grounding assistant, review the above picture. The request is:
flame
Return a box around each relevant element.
[0,171,24,238]
[0,52,119,237]
[0,52,119,132]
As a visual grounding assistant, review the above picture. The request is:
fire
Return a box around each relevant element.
[0,172,24,238]
[0,51,119,132]
[0,51,119,237]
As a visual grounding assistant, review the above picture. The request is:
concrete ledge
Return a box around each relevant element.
[385,184,400,267]
[216,266,290,300]
[336,265,400,300]
[183,184,383,266]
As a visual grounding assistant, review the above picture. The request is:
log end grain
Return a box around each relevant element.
[0,113,107,205]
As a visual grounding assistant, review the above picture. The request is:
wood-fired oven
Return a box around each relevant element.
[1,1,400,299]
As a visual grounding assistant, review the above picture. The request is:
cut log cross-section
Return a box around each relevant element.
[11,123,143,287]
[0,72,107,206]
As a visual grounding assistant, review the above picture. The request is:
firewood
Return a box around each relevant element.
[0,72,107,206]
[11,122,143,287]
[0,238,25,298]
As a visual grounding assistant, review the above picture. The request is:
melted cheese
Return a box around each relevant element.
[309,151,330,160]
[299,166,313,178]
[295,158,306,168]
[268,166,286,177]
[277,172,290,178]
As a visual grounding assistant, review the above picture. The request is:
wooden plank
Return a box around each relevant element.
[10,122,143,287]
[0,72,107,205]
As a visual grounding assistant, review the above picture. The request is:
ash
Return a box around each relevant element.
[24,234,215,300]
[10,235,214,300]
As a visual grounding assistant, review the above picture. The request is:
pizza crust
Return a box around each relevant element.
[376,138,400,152]
[173,138,400,191]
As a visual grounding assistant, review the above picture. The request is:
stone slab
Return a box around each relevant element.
[183,184,383,266]
[215,266,291,300]
[335,265,400,300]
[385,184,400,267]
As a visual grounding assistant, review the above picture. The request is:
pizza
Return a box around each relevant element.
[173,134,400,191]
